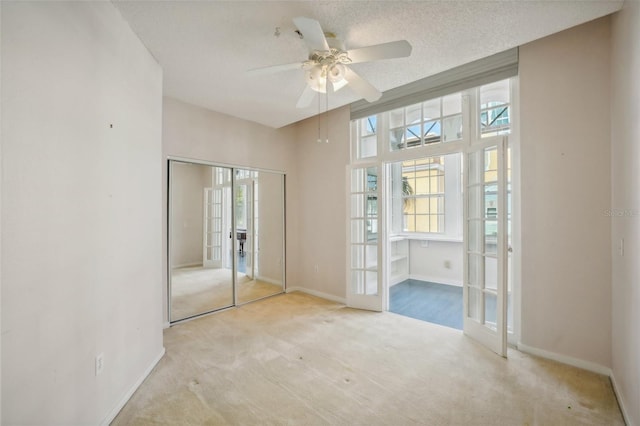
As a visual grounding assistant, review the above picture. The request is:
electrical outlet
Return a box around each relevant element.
[95,353,104,376]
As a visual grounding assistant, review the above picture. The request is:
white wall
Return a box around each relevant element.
[292,107,351,300]
[611,2,640,424]
[162,97,298,322]
[408,240,463,286]
[519,17,612,369]
[1,2,164,424]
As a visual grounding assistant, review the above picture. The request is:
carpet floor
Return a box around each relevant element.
[113,292,624,426]
[171,266,283,321]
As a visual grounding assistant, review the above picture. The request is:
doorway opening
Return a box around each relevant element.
[386,153,464,330]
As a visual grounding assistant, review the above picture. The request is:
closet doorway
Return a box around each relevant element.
[168,159,285,323]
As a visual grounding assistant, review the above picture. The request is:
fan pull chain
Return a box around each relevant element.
[325,87,329,143]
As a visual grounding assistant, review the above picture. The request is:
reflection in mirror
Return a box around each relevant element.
[235,169,285,304]
[169,161,233,321]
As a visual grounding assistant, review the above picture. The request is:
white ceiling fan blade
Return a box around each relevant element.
[296,85,316,109]
[343,67,382,103]
[246,62,302,76]
[347,40,412,64]
[293,16,330,52]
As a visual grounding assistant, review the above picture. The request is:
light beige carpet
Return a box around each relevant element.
[170,266,282,320]
[114,292,624,425]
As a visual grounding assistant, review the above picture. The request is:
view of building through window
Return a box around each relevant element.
[399,156,445,233]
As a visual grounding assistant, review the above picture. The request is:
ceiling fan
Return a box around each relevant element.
[247,17,412,108]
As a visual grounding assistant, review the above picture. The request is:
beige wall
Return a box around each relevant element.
[519,17,612,368]
[170,162,209,267]
[162,97,298,322]
[292,107,351,300]
[611,2,640,424]
[1,2,163,424]
[257,171,285,284]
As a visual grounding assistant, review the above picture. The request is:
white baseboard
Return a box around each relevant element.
[255,275,282,286]
[609,371,633,426]
[409,274,463,287]
[516,342,611,376]
[100,347,166,426]
[173,262,202,269]
[286,286,346,304]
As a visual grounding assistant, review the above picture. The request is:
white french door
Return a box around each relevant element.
[463,137,508,356]
[346,165,384,311]
[203,188,223,268]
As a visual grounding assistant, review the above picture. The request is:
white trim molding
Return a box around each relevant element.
[100,347,166,426]
[609,372,632,426]
[516,342,611,376]
[286,287,346,305]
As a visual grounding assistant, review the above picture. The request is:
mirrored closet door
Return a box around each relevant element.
[169,160,285,322]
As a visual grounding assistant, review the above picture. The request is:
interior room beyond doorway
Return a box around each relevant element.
[387,153,465,330]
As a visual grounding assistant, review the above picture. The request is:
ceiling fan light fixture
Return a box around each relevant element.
[305,66,327,93]
[328,63,346,82]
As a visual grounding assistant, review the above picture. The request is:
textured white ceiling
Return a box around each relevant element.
[113,1,621,128]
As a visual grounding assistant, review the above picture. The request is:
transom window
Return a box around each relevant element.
[351,78,513,161]
[388,92,463,152]
[480,79,511,137]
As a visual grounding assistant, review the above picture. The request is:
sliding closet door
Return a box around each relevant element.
[235,169,285,304]
[169,161,233,322]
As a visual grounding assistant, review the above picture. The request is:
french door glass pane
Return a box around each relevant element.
[365,271,378,295]
[484,292,497,328]
[484,256,498,291]
[351,219,365,243]
[468,287,481,321]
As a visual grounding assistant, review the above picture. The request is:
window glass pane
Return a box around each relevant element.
[351,168,364,192]
[406,103,422,124]
[423,98,440,119]
[481,106,510,136]
[415,214,431,233]
[485,256,497,291]
[351,270,364,294]
[360,136,377,159]
[365,271,378,295]
[423,120,441,144]
[405,125,421,148]
[389,128,404,151]
[484,291,497,329]
[366,168,377,191]
[485,220,497,254]
[443,115,463,142]
[351,219,364,243]
[367,218,378,240]
[468,219,481,252]
[366,244,377,268]
[480,79,510,108]
[443,92,462,115]
[468,184,482,219]
[361,115,377,136]
[468,287,481,321]
[468,254,481,287]
[351,245,364,268]
[480,79,510,138]
[351,194,364,218]
[389,108,404,129]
